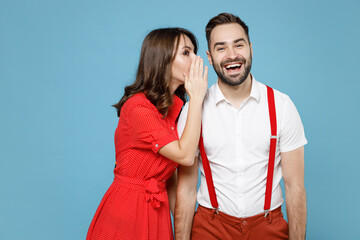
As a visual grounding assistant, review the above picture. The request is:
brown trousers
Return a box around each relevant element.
[191,205,289,240]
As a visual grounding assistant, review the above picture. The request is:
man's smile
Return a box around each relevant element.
[223,62,243,75]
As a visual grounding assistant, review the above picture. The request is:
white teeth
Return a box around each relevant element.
[225,64,241,69]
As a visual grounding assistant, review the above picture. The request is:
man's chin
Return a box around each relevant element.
[220,79,245,86]
[219,75,246,86]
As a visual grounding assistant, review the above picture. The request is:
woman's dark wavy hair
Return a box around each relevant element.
[113,28,198,117]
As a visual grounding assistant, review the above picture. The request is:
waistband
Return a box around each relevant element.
[197,205,283,226]
[113,175,167,208]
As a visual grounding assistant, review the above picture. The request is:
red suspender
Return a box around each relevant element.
[199,86,277,213]
[199,126,219,209]
[264,86,277,212]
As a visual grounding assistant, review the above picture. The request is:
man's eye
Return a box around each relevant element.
[217,47,224,51]
[236,44,243,48]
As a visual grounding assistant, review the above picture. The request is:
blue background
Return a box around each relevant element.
[1,0,359,239]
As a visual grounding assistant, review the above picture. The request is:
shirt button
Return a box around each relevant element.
[155,144,159,148]
[171,127,174,130]
[162,180,165,182]
[242,220,247,225]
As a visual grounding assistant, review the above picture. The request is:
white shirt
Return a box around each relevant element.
[177,77,307,218]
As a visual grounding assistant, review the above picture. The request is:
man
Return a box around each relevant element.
[175,13,307,240]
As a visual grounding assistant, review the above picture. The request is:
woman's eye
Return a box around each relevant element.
[183,50,189,56]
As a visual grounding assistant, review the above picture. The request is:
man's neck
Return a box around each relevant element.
[217,74,252,109]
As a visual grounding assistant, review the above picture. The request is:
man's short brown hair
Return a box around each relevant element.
[205,13,250,49]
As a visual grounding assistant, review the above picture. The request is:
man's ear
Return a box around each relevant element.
[250,43,253,58]
[206,50,213,65]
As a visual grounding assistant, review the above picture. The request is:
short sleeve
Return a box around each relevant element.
[176,102,188,138]
[177,102,200,157]
[127,105,177,153]
[279,96,308,152]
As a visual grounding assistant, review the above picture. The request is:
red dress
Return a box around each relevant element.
[87,93,183,240]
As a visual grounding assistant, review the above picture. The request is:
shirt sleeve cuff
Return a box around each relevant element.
[152,135,178,154]
[280,139,308,153]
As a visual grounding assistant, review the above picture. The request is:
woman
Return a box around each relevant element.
[86,28,208,240]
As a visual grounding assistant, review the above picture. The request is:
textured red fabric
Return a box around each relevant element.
[199,128,218,209]
[264,86,277,211]
[191,206,288,240]
[87,93,183,240]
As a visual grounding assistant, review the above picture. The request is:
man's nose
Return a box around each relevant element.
[227,47,237,59]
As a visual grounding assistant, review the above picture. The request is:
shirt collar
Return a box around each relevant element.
[214,75,260,105]
[250,76,260,102]
[214,81,226,104]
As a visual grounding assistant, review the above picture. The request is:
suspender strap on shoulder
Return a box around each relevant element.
[264,86,277,211]
[199,126,219,209]
[199,86,277,213]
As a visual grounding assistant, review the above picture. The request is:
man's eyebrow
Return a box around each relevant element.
[213,41,226,48]
[234,38,247,44]
[213,38,247,49]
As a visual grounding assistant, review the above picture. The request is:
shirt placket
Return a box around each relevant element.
[235,107,245,215]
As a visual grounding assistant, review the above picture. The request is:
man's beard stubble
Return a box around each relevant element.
[212,54,252,87]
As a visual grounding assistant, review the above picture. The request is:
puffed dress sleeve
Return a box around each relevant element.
[127,104,178,153]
